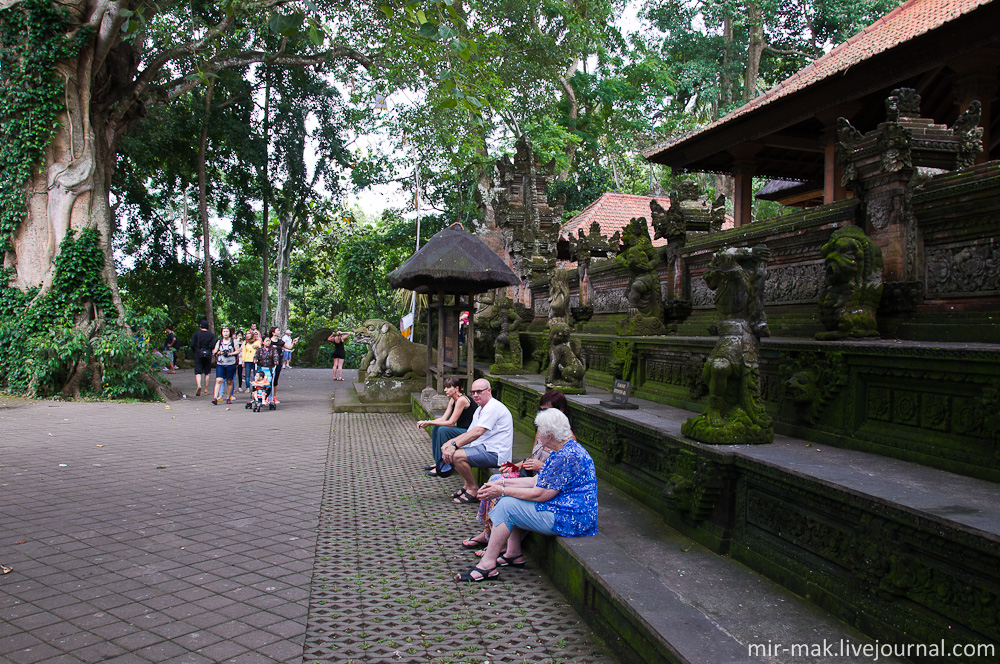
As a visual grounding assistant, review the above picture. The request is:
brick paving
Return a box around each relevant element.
[0,369,613,664]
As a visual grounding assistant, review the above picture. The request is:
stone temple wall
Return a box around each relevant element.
[530,161,1000,343]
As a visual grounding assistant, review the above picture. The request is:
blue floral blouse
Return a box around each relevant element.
[534,439,598,537]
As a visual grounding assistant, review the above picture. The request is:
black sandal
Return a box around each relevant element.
[497,554,526,568]
[455,566,498,583]
[461,537,486,549]
[453,489,479,505]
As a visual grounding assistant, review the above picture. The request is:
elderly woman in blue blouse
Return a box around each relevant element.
[455,407,598,582]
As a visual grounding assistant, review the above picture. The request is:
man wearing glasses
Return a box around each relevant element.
[441,378,513,504]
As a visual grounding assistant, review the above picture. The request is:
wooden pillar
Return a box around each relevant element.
[732,166,754,227]
[728,144,759,227]
[465,293,475,391]
[425,293,433,390]
[822,132,843,204]
[436,291,445,392]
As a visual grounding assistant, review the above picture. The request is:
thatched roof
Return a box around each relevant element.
[389,223,521,294]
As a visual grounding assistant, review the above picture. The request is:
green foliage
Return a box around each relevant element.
[0,0,88,251]
[643,0,901,119]
[0,230,158,399]
[334,213,447,321]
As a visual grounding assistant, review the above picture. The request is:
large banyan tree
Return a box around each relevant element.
[0,0,375,398]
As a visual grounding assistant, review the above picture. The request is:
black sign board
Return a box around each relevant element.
[600,379,639,410]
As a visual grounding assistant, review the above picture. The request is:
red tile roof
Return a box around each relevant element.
[644,0,993,159]
[561,193,673,248]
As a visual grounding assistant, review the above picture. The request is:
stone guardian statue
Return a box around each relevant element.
[682,246,773,445]
[816,225,884,340]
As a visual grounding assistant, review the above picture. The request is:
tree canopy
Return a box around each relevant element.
[0,0,904,396]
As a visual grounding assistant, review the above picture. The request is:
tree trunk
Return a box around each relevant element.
[259,67,271,330]
[744,0,764,102]
[721,10,734,113]
[197,77,216,332]
[557,60,580,181]
[273,212,293,334]
[7,22,180,401]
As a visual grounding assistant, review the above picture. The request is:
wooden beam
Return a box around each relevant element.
[759,135,824,153]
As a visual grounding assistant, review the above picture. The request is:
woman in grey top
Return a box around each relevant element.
[212,326,239,405]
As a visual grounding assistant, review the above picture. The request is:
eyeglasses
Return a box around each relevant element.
[470,388,490,395]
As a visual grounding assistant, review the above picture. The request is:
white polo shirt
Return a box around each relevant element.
[470,396,513,464]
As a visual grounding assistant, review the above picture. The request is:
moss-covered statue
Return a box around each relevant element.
[548,268,571,325]
[546,320,585,393]
[489,295,524,375]
[816,225,884,340]
[615,217,667,335]
[354,319,430,377]
[353,318,431,403]
[682,246,773,445]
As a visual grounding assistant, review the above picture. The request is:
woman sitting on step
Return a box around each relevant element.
[461,389,568,553]
[455,407,598,582]
[416,377,475,476]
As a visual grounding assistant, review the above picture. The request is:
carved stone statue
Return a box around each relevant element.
[353,318,433,405]
[353,319,429,378]
[615,217,667,335]
[816,225,884,340]
[489,296,524,375]
[548,268,571,325]
[682,246,773,445]
[546,320,585,393]
[568,221,618,323]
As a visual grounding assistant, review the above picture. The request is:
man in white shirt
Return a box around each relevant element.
[441,378,513,504]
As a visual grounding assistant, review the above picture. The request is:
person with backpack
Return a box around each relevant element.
[189,320,216,397]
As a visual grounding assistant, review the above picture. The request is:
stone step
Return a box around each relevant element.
[490,372,1000,663]
[526,483,908,664]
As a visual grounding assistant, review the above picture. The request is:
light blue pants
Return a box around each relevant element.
[489,497,557,535]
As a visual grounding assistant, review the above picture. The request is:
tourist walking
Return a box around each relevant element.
[268,327,286,392]
[327,330,348,381]
[281,329,299,368]
[233,329,245,392]
[240,329,260,393]
[189,320,215,397]
[212,327,239,405]
[254,336,279,404]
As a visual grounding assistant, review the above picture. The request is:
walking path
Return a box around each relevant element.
[0,369,613,664]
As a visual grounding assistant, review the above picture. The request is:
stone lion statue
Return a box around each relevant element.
[353,319,430,378]
[546,320,585,391]
[816,225,884,340]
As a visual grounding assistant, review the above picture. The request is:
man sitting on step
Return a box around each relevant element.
[441,378,513,505]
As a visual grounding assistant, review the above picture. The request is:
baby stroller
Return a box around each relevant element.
[246,371,276,412]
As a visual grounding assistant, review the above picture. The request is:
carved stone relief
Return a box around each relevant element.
[592,288,629,314]
[764,262,824,305]
[690,276,713,308]
[925,242,1000,297]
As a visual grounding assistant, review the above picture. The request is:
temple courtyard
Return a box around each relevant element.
[7,368,990,662]
[0,369,612,664]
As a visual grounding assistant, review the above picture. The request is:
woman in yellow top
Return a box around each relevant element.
[240,329,262,393]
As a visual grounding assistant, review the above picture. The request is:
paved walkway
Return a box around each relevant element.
[0,369,613,664]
